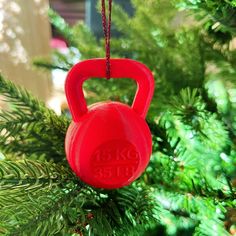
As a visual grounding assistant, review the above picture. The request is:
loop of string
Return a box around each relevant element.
[101,0,112,79]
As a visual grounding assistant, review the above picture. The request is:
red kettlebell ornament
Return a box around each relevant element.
[65,59,154,189]
[64,0,155,189]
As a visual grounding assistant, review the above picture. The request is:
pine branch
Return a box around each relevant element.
[0,74,70,161]
[33,59,70,72]
[155,189,231,236]
[167,191,228,225]
[0,159,76,194]
[71,186,161,236]
[0,159,79,235]
[0,74,45,113]
[1,188,79,236]
[0,110,37,141]
[146,100,234,203]
[33,50,77,72]
[147,119,178,155]
[143,150,236,203]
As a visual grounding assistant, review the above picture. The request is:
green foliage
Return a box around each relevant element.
[0,159,79,235]
[154,189,231,236]
[0,0,236,235]
[176,0,236,43]
[69,186,160,236]
[0,74,69,162]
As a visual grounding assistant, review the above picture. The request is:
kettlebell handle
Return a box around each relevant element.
[65,58,155,122]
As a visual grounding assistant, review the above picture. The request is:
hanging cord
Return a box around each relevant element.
[101,0,112,79]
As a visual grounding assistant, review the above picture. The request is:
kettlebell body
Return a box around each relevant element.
[65,59,155,189]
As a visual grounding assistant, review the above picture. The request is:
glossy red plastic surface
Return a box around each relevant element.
[65,58,155,189]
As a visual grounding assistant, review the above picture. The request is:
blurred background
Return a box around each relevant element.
[0,0,133,114]
[2,0,235,115]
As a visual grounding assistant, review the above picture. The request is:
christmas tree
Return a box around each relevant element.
[1,0,236,235]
